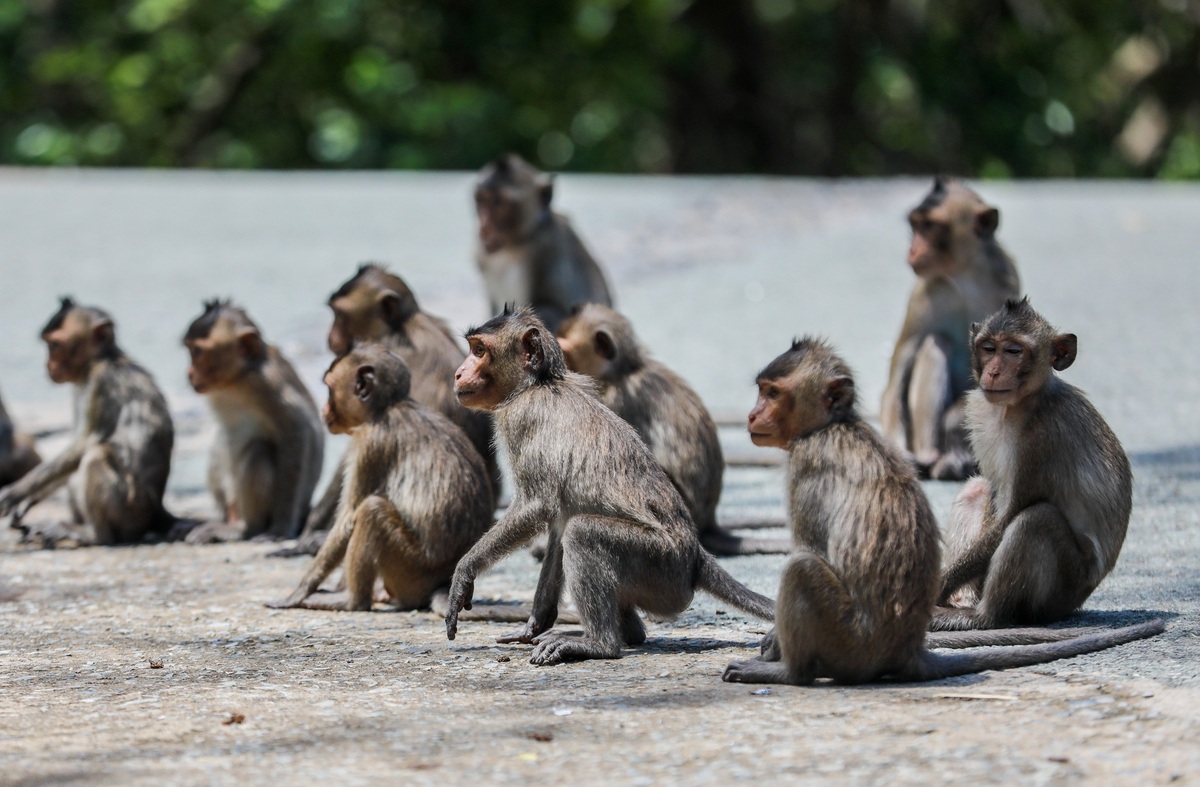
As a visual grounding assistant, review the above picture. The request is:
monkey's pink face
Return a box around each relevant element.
[907,212,951,276]
[455,338,505,411]
[975,335,1028,404]
[748,380,794,449]
[475,188,519,253]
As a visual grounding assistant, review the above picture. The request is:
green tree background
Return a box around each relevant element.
[2,0,1197,177]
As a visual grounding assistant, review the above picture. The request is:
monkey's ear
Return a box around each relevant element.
[91,320,114,347]
[520,327,546,374]
[1051,334,1077,371]
[594,330,617,362]
[974,207,1000,238]
[379,291,402,324]
[237,327,266,361]
[354,365,376,401]
[824,376,855,419]
[538,175,554,208]
[969,322,982,342]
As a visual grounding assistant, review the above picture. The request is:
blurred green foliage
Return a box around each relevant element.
[1,0,1197,177]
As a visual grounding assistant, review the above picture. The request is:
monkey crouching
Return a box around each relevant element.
[722,338,1161,686]
[267,346,494,612]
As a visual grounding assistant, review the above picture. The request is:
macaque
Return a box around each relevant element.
[722,338,1161,685]
[934,299,1133,630]
[0,388,39,486]
[556,304,788,555]
[881,178,1021,480]
[0,298,174,545]
[444,307,775,665]
[276,264,497,558]
[474,154,613,333]
[182,300,324,543]
[268,346,493,611]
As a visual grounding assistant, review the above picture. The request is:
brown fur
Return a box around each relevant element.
[267,346,494,611]
[557,304,788,555]
[444,307,774,665]
[0,388,39,487]
[723,338,1161,685]
[0,298,174,546]
[881,178,1021,481]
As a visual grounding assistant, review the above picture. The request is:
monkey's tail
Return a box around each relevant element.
[695,551,776,621]
[926,626,1115,649]
[910,619,1165,680]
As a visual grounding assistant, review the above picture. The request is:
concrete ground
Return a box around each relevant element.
[0,171,1197,784]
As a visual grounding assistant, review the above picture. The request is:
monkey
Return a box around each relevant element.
[266,346,494,611]
[182,300,324,543]
[0,298,175,546]
[443,307,775,666]
[932,298,1134,631]
[474,154,613,334]
[270,264,498,558]
[0,387,39,487]
[721,337,1162,686]
[555,303,789,556]
[880,177,1021,481]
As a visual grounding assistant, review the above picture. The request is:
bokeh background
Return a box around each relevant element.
[2,0,1198,178]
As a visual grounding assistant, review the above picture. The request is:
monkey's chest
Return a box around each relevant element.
[479,248,533,305]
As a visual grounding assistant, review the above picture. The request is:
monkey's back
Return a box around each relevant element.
[529,214,612,313]
[88,355,175,496]
[788,421,940,648]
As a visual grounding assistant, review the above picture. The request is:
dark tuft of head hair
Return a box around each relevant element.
[184,298,257,342]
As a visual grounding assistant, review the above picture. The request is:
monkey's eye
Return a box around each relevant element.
[979,342,996,354]
[1004,344,1023,356]
[189,346,202,360]
[764,386,780,400]
[472,344,486,358]
[46,340,61,352]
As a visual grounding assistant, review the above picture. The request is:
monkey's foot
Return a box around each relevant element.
[21,520,87,549]
[929,605,989,631]
[758,630,782,661]
[265,531,326,558]
[722,659,795,685]
[929,451,976,482]
[184,521,245,545]
[529,632,620,666]
[298,591,369,612]
[496,619,547,644]
[264,589,310,609]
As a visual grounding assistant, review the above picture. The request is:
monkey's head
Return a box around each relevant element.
[748,337,857,449]
[906,177,1000,277]
[322,345,412,434]
[555,303,644,382]
[183,299,268,394]
[40,297,118,385]
[327,263,420,357]
[969,298,1076,407]
[456,305,566,412]
[474,153,554,253]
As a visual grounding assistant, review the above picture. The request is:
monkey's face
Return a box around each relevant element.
[185,323,263,394]
[973,333,1037,405]
[322,361,368,434]
[748,378,801,449]
[455,337,507,411]
[906,209,953,276]
[42,315,104,385]
[475,186,523,253]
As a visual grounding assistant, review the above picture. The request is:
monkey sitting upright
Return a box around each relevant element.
[934,298,1133,631]
[268,346,494,611]
[444,307,775,666]
[182,300,324,544]
[0,298,175,545]
[881,178,1021,481]
[474,153,613,333]
[721,338,1161,686]
[0,387,39,487]
[556,304,788,556]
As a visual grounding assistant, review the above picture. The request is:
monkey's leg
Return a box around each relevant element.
[881,340,919,452]
[235,438,277,539]
[499,528,564,644]
[907,335,953,475]
[929,398,976,481]
[940,478,989,607]
[935,503,1092,630]
[73,445,148,545]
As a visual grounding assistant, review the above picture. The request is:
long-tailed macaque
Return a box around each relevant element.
[444,307,775,665]
[881,178,1021,481]
[0,388,39,486]
[182,300,324,543]
[279,264,496,557]
[0,298,174,545]
[474,154,613,333]
[934,299,1133,631]
[556,304,788,556]
[267,346,493,611]
[722,338,1161,685]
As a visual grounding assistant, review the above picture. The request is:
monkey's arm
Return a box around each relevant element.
[266,479,356,608]
[938,523,1004,603]
[0,436,88,518]
[496,527,563,644]
[445,498,549,640]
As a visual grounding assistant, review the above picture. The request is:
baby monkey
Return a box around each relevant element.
[556,304,788,555]
[723,338,1161,685]
[268,346,493,611]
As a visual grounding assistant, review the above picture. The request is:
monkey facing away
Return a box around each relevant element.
[183,300,324,543]
[934,298,1134,631]
[277,264,498,558]
[0,387,39,487]
[881,178,1021,481]
[267,346,493,611]
[722,338,1161,686]
[556,304,789,556]
[0,298,175,545]
[444,307,775,665]
[474,154,613,333]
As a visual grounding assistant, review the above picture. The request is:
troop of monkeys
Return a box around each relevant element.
[0,157,1164,685]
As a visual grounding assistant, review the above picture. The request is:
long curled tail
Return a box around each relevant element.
[926,625,1114,649]
[694,551,775,621]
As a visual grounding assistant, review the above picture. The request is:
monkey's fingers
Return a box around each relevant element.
[264,592,308,610]
[445,611,459,640]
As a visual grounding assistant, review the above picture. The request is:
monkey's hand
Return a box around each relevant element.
[444,574,475,640]
[496,616,544,645]
[758,629,781,661]
[0,485,21,520]
[265,589,310,610]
